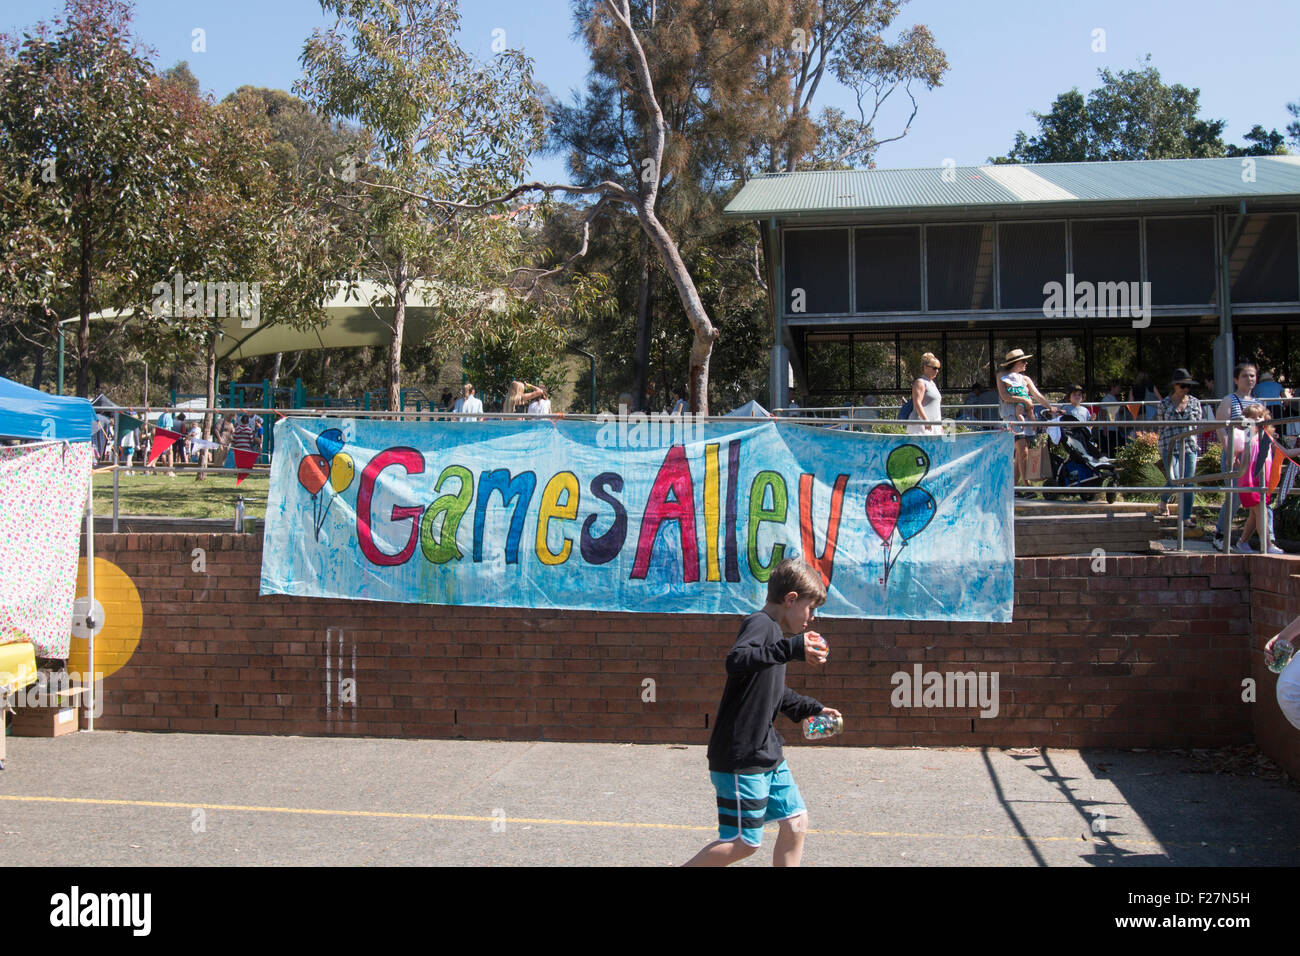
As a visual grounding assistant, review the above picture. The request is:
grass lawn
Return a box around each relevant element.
[93,471,269,519]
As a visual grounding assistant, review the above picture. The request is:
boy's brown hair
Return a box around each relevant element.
[766,557,827,606]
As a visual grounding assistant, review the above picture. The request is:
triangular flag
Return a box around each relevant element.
[147,428,182,466]
[232,448,259,485]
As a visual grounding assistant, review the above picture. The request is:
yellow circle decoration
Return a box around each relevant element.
[66,558,143,682]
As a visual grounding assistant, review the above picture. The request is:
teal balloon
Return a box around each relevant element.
[897,487,936,541]
[887,444,929,494]
[316,428,345,462]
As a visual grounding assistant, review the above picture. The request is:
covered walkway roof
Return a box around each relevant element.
[724,156,1300,219]
[81,280,504,362]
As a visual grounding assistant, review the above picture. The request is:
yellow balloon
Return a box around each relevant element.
[330,452,355,493]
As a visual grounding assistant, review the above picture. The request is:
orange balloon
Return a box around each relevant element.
[298,454,330,495]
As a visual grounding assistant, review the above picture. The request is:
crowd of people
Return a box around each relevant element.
[884,347,1299,551]
[94,409,264,474]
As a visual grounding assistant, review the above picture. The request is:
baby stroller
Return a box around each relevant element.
[1039,409,1118,503]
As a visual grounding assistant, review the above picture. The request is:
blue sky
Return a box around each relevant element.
[4,0,1296,181]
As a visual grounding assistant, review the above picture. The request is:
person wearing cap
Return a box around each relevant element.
[997,349,1055,496]
[1156,369,1204,526]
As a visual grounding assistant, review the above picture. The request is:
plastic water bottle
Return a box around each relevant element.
[803,714,843,740]
[235,495,245,533]
[1269,637,1294,675]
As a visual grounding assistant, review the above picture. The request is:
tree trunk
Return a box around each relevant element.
[31,341,44,391]
[388,255,408,413]
[635,203,717,415]
[196,331,218,482]
[632,245,652,411]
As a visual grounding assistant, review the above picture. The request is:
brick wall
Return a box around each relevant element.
[1245,557,1300,780]
[78,534,1293,754]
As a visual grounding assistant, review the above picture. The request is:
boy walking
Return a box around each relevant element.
[684,558,840,867]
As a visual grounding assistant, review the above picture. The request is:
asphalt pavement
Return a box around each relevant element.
[2,731,1297,866]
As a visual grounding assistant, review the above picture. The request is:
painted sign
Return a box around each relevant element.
[260,416,1014,621]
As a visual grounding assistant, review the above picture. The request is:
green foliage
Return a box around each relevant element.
[296,0,549,408]
[457,305,570,411]
[0,0,208,394]
[1277,493,1300,541]
[994,57,1231,163]
[1114,430,1162,489]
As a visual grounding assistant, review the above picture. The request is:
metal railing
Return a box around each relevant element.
[90,403,1300,551]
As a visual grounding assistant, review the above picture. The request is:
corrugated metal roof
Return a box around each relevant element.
[723,157,1300,218]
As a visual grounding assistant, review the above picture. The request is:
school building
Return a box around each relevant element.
[723,156,1300,407]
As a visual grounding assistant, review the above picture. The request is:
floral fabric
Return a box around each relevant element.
[0,442,91,658]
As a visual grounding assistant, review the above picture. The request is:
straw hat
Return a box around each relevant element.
[1000,349,1033,368]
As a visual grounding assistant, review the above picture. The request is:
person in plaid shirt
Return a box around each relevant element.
[1157,369,1204,527]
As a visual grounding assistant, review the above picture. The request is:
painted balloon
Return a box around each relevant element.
[866,483,901,541]
[330,451,355,493]
[886,444,929,494]
[298,454,330,495]
[316,428,345,462]
[897,487,936,541]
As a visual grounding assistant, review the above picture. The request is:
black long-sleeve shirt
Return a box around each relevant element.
[706,611,825,773]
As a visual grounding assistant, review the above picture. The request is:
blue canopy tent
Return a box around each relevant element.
[0,375,95,441]
[0,376,99,733]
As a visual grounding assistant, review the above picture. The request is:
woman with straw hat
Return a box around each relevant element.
[997,349,1055,497]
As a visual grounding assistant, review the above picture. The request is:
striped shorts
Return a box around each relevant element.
[709,761,806,847]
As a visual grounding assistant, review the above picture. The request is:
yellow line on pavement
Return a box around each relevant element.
[0,793,1181,846]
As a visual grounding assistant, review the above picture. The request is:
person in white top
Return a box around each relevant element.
[527,385,552,415]
[456,383,483,419]
[504,380,546,414]
[907,352,943,436]
[1266,616,1300,730]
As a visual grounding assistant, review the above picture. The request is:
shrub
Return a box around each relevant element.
[1114,431,1163,498]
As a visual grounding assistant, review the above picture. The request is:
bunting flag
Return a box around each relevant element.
[146,428,181,466]
[232,448,259,485]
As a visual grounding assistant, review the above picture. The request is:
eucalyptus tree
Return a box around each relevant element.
[0,0,203,396]
[296,0,548,411]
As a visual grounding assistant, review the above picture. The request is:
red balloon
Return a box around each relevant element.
[866,483,901,542]
[298,454,330,495]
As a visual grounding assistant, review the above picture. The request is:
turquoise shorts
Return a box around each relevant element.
[710,760,806,847]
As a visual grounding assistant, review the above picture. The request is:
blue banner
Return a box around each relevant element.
[260,416,1014,621]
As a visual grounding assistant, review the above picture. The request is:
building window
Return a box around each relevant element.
[784,228,850,315]
[804,332,852,392]
[1146,216,1215,304]
[999,221,1066,309]
[1227,214,1300,303]
[1039,334,1086,391]
[855,226,921,312]
[926,223,994,311]
[1071,219,1140,288]
[853,334,897,393]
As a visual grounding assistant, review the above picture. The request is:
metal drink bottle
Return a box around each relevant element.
[803,714,843,739]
